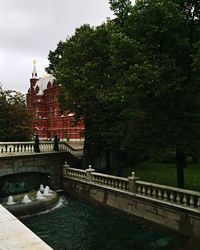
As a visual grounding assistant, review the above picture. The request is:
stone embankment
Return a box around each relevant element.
[63,163,200,239]
[0,205,52,249]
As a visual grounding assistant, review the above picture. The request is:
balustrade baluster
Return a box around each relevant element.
[147,187,151,197]
[176,193,181,205]
[183,195,187,206]
[158,190,162,200]
[197,197,200,209]
[152,189,157,198]
[94,176,97,183]
[137,185,141,194]
[142,186,146,195]
[170,192,174,203]
[105,178,108,186]
[163,191,168,201]
[189,196,194,208]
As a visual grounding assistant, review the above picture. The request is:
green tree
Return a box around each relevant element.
[123,0,200,188]
[47,24,112,168]
[0,87,32,141]
[47,0,200,187]
[109,0,133,26]
[47,22,137,171]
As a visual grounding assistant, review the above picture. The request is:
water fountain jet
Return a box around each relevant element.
[39,184,44,193]
[22,194,31,203]
[43,186,52,196]
[6,196,16,205]
[36,190,44,200]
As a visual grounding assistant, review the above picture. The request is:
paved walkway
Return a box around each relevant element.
[0,205,52,249]
[67,141,84,150]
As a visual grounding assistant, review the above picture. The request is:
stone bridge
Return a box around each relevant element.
[0,142,83,189]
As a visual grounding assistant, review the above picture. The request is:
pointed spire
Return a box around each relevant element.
[32,60,38,78]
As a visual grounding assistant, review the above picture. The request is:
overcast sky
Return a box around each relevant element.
[0,0,135,93]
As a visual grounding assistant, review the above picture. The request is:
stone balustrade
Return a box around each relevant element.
[91,172,129,191]
[63,163,87,181]
[63,164,200,212]
[136,180,200,209]
[62,144,83,158]
[0,142,35,153]
[0,141,83,158]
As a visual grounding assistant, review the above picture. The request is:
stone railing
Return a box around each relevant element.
[63,164,200,211]
[136,180,200,209]
[63,164,87,181]
[91,172,129,191]
[0,141,83,158]
[0,142,35,153]
[60,143,83,158]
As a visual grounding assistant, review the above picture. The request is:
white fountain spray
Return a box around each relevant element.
[43,186,52,196]
[39,184,44,193]
[6,196,16,205]
[22,194,31,203]
[36,190,44,200]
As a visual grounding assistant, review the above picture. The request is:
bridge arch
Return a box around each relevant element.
[0,152,68,189]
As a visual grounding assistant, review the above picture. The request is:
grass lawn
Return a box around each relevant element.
[117,162,200,192]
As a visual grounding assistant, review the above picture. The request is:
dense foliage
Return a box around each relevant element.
[47,0,200,187]
[0,87,32,141]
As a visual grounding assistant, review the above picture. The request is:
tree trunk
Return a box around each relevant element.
[117,150,123,176]
[176,147,186,188]
[192,150,199,164]
[105,148,111,174]
[192,156,199,164]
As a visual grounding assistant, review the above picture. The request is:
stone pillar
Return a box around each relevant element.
[63,161,70,177]
[128,172,139,193]
[86,165,95,182]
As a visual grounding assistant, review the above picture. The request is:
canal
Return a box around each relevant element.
[20,195,200,250]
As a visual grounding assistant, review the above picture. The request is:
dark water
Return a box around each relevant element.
[20,196,199,250]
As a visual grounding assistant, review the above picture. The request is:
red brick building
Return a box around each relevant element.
[27,62,84,141]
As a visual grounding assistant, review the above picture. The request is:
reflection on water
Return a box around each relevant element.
[20,195,200,250]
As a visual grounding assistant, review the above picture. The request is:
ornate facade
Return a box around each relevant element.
[27,62,84,140]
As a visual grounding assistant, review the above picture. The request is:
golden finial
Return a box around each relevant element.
[33,60,36,65]
[43,72,50,78]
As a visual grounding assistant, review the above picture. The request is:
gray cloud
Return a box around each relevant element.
[0,0,134,93]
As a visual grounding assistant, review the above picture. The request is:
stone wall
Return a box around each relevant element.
[63,178,200,239]
[0,152,70,189]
